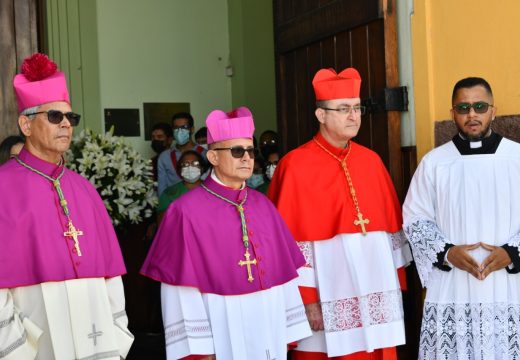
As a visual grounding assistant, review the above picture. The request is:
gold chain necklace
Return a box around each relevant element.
[14,155,84,255]
[201,183,257,283]
[312,137,370,235]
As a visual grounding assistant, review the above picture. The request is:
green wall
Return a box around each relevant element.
[228,0,277,138]
[46,0,277,157]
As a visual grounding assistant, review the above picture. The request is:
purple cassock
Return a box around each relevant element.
[0,148,126,289]
[141,175,305,295]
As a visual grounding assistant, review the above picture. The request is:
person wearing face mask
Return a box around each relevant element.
[257,149,280,194]
[195,126,208,148]
[150,122,173,181]
[157,112,207,195]
[246,157,265,189]
[156,150,206,225]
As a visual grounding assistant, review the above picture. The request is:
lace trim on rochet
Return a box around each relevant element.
[404,219,449,287]
[321,289,403,333]
[390,230,408,251]
[419,302,520,360]
[298,241,314,268]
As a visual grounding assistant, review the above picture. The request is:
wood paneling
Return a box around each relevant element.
[0,0,42,141]
[275,0,380,53]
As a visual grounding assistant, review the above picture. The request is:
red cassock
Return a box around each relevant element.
[268,132,409,360]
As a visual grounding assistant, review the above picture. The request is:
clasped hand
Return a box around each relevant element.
[447,242,511,280]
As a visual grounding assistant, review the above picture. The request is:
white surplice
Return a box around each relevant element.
[403,138,520,359]
[161,277,311,359]
[0,276,133,360]
[294,230,411,357]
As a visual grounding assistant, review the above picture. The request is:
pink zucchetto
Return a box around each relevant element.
[206,106,255,144]
[13,53,70,113]
[312,67,362,101]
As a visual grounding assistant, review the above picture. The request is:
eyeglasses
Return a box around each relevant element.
[180,160,201,168]
[213,146,256,159]
[320,105,366,115]
[25,110,81,127]
[453,102,493,115]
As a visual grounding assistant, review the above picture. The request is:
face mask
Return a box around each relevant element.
[181,166,202,183]
[174,128,190,145]
[151,140,167,154]
[247,174,264,188]
[266,164,276,180]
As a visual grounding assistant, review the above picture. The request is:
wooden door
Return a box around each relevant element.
[0,0,45,140]
[273,0,420,357]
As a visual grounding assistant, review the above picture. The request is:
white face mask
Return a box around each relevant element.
[266,164,276,180]
[181,166,202,183]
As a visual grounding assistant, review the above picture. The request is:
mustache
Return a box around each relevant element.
[464,120,482,126]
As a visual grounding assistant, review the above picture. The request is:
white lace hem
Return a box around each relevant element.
[420,301,520,360]
[321,289,403,333]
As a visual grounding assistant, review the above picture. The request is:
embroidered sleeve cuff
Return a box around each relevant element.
[433,243,455,272]
[502,244,520,274]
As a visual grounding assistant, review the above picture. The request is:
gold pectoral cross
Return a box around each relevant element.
[354,212,370,235]
[64,220,84,256]
[238,249,257,283]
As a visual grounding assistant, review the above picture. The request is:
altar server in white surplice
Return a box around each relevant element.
[403,76,520,360]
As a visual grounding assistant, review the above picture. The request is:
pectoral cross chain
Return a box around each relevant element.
[64,220,84,256]
[238,249,257,283]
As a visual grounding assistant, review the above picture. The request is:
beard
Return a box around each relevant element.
[456,121,492,141]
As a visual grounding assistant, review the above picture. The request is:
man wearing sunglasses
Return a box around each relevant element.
[269,68,411,359]
[0,53,133,359]
[142,107,311,360]
[404,77,520,358]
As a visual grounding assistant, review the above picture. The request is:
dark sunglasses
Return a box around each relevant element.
[213,146,256,159]
[453,102,492,115]
[25,110,81,127]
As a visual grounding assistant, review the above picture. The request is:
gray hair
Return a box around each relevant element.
[20,105,40,119]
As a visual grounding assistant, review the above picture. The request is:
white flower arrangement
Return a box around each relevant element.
[66,128,157,227]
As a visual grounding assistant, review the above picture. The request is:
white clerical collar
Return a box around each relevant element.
[210,170,246,190]
[457,133,483,149]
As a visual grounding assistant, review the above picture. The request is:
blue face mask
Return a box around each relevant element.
[174,128,190,145]
[247,174,264,189]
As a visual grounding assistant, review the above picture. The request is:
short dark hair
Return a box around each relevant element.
[452,77,493,103]
[151,122,173,138]
[194,127,207,140]
[176,149,207,175]
[172,112,194,128]
[0,135,24,165]
[316,100,329,108]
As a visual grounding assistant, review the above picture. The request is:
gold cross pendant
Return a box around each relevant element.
[238,249,257,283]
[354,212,370,235]
[64,220,84,256]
